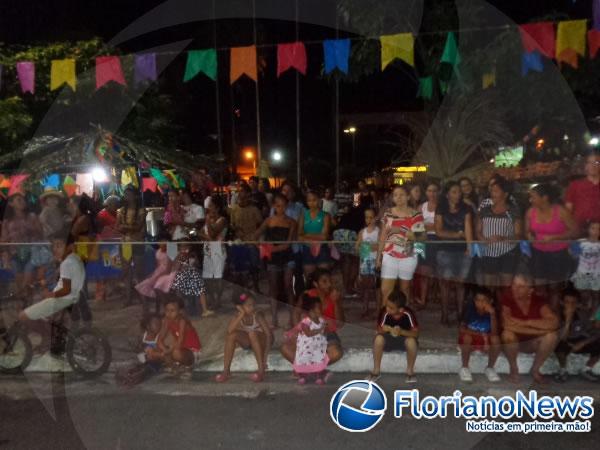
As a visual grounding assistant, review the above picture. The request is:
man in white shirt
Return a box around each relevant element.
[19,234,85,325]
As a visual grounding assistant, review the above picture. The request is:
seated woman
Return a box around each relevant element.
[216,293,272,383]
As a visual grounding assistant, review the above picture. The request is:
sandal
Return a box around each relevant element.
[250,372,265,383]
[297,377,306,385]
[215,372,231,383]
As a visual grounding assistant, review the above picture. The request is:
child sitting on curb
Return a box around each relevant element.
[554,288,600,382]
[458,286,501,383]
[368,290,419,383]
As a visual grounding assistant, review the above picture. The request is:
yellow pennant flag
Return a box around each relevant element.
[380,33,414,70]
[50,59,76,91]
[482,70,496,89]
[556,20,587,68]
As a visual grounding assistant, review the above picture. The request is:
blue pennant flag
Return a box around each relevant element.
[521,51,543,76]
[42,174,61,189]
[323,39,350,74]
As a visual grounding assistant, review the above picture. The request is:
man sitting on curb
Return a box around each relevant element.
[500,273,559,384]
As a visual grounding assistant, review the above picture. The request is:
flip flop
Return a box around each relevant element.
[215,373,231,383]
[250,372,265,383]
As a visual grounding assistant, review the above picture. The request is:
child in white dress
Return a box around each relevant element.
[571,221,600,312]
[293,295,330,385]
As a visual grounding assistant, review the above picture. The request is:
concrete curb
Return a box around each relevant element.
[23,348,600,376]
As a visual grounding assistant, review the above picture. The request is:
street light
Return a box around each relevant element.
[589,137,599,146]
[271,150,283,162]
[244,149,256,170]
[91,166,108,183]
[343,127,358,164]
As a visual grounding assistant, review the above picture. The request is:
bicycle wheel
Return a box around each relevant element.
[65,328,112,377]
[0,329,33,374]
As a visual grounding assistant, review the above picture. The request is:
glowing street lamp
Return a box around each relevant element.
[589,137,599,146]
[91,166,108,183]
[271,150,283,162]
[343,127,358,163]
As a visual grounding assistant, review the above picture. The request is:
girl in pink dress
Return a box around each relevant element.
[136,244,173,313]
[293,295,330,385]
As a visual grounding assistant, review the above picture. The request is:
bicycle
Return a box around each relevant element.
[0,303,112,378]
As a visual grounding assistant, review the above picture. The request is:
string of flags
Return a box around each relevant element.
[3,16,599,99]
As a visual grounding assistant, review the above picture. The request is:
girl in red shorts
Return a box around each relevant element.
[458,287,501,383]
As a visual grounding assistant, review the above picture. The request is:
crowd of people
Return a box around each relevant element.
[1,151,599,384]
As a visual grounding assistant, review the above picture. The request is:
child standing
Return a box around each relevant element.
[171,240,214,318]
[369,290,419,383]
[216,293,273,383]
[293,295,331,384]
[157,297,202,380]
[355,208,380,318]
[571,220,600,312]
[458,287,501,382]
[135,244,173,313]
[554,288,600,382]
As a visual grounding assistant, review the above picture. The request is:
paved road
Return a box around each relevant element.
[0,373,599,450]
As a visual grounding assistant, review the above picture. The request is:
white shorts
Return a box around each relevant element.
[23,296,78,320]
[202,254,226,279]
[380,254,418,281]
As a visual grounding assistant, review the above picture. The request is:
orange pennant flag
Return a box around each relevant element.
[230,46,258,84]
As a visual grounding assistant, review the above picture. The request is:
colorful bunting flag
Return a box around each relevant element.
[183,49,217,82]
[63,175,77,197]
[142,177,158,193]
[0,176,11,198]
[134,53,157,85]
[42,174,61,189]
[96,56,126,89]
[519,23,555,59]
[149,168,170,188]
[8,174,29,197]
[441,32,461,69]
[16,62,35,94]
[50,59,76,91]
[380,33,415,70]
[522,51,544,76]
[121,167,139,188]
[416,76,433,100]
[277,42,307,77]
[323,39,350,74]
[556,20,587,68]
[589,30,600,58]
[230,46,258,84]
[482,70,496,89]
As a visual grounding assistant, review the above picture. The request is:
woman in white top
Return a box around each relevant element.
[416,181,440,308]
[181,190,205,237]
[200,196,228,309]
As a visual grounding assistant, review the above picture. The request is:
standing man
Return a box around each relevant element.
[248,176,270,218]
[565,151,600,236]
[229,184,264,292]
[500,273,559,384]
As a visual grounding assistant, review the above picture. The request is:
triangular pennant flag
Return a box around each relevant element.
[380,33,415,70]
[416,76,433,100]
[482,70,496,89]
[230,46,258,84]
[50,59,76,91]
[8,174,29,197]
[96,56,126,89]
[63,175,77,197]
[589,30,600,58]
[277,42,307,77]
[16,62,35,94]
[556,20,587,68]
[522,51,544,76]
[134,53,157,85]
[121,167,139,188]
[142,177,158,192]
[149,168,170,188]
[183,49,217,82]
[441,32,461,68]
[595,0,600,30]
[323,39,350,74]
[42,174,61,189]
[519,23,555,59]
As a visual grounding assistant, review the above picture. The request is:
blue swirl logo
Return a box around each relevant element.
[330,380,387,432]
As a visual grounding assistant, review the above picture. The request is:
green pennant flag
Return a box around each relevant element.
[184,49,218,82]
[441,32,460,69]
[417,76,433,100]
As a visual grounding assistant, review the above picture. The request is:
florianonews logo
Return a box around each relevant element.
[330,380,387,432]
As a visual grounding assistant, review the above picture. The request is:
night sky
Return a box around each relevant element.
[0,0,593,179]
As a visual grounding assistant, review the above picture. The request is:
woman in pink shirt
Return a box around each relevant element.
[525,184,577,308]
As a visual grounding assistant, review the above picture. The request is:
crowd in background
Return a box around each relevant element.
[1,151,599,384]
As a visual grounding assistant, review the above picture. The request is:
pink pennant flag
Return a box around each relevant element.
[96,56,126,89]
[142,177,158,192]
[277,42,307,77]
[16,62,35,94]
[8,174,29,197]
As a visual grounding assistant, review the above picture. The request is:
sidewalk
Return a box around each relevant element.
[9,280,598,376]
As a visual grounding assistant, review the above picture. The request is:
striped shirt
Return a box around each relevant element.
[479,204,520,257]
[378,307,418,331]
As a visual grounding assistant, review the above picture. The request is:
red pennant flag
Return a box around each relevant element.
[277,42,307,77]
[96,56,126,89]
[589,30,600,58]
[519,22,555,59]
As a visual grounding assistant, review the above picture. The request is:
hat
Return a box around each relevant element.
[103,195,121,207]
[39,187,65,200]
